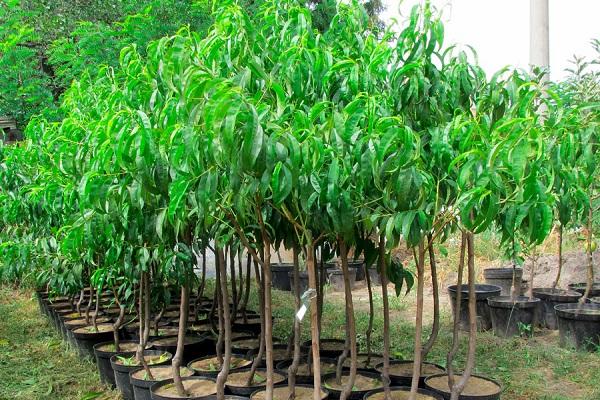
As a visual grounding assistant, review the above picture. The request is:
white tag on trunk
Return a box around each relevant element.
[296,304,308,321]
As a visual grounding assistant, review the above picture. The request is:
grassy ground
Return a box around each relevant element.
[0,287,120,400]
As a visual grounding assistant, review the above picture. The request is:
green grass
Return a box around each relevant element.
[0,287,120,400]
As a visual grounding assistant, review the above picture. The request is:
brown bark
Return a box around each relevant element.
[84,286,94,325]
[172,281,190,397]
[238,248,244,313]
[136,272,153,380]
[246,257,266,385]
[339,239,357,400]
[447,233,467,389]
[408,241,426,400]
[153,306,164,337]
[449,232,477,400]
[240,253,252,323]
[76,289,85,316]
[421,234,439,359]
[216,247,233,398]
[307,243,322,400]
[215,252,224,364]
[287,246,302,400]
[378,234,391,399]
[113,305,125,352]
[261,235,275,399]
[552,224,563,289]
[230,245,238,317]
[364,256,374,365]
[92,287,100,332]
[582,202,595,302]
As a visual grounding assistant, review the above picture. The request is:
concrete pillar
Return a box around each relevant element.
[530,0,550,79]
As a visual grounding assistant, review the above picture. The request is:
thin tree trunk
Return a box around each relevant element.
[113,305,125,352]
[528,249,537,300]
[287,246,301,400]
[378,234,391,399]
[238,248,244,314]
[582,201,595,302]
[317,247,325,343]
[215,252,224,364]
[421,234,439,360]
[153,306,164,337]
[447,233,467,389]
[364,257,374,365]
[307,243,322,400]
[136,272,153,379]
[216,247,233,398]
[262,236,275,400]
[339,239,357,400]
[76,289,85,316]
[552,224,563,289]
[409,241,426,400]
[246,258,266,385]
[240,254,252,323]
[449,232,477,400]
[92,287,100,332]
[84,286,94,325]
[172,281,190,397]
[230,245,238,318]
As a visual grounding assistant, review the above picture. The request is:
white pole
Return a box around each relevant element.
[530,0,550,80]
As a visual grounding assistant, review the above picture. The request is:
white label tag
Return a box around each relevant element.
[296,304,308,321]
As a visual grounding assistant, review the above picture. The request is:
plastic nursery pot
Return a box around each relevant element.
[321,370,389,400]
[301,339,349,358]
[567,282,600,297]
[447,284,502,332]
[110,350,173,400]
[271,263,294,291]
[348,260,366,281]
[71,323,116,359]
[187,353,252,378]
[374,360,445,387]
[483,267,523,297]
[532,288,581,330]
[250,383,329,400]
[555,303,600,351]
[231,336,283,354]
[233,314,263,335]
[363,386,444,400]
[130,365,194,400]
[275,357,338,384]
[328,268,357,292]
[150,335,213,364]
[288,271,310,294]
[487,296,541,338]
[246,344,298,366]
[367,268,382,286]
[423,374,501,400]
[591,297,600,304]
[344,354,387,372]
[62,315,111,341]
[150,376,217,400]
[225,368,287,397]
[93,341,143,388]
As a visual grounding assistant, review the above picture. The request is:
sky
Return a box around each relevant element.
[380,0,600,81]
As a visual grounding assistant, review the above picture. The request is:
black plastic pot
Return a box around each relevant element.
[568,282,600,297]
[150,376,216,400]
[246,344,302,366]
[367,268,381,286]
[202,396,248,400]
[93,341,142,388]
[483,267,523,296]
[250,383,329,400]
[72,323,115,359]
[225,368,286,396]
[288,271,309,294]
[328,269,357,292]
[271,263,294,291]
[233,315,263,335]
[532,288,581,330]
[423,374,501,400]
[130,365,194,400]
[363,386,444,400]
[110,350,173,400]
[555,303,600,351]
[487,296,540,338]
[187,353,251,378]
[321,370,389,400]
[301,338,348,358]
[591,297,600,304]
[275,357,338,384]
[348,260,366,281]
[374,360,445,387]
[448,284,501,332]
[150,335,213,364]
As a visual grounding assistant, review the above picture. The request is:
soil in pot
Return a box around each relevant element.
[424,374,501,400]
[225,368,286,396]
[342,353,385,371]
[483,267,523,296]
[130,365,194,400]
[72,323,115,358]
[151,376,217,400]
[271,263,294,291]
[63,316,111,341]
[532,288,581,330]
[375,360,445,387]
[250,384,328,400]
[328,269,356,292]
[448,284,502,332]
[364,386,444,400]
[246,344,298,365]
[150,335,212,364]
[322,371,386,400]
[93,340,142,387]
[555,303,600,351]
[275,358,337,384]
[188,354,251,377]
[301,339,348,358]
[111,350,172,400]
[288,271,310,294]
[231,336,284,354]
[487,296,540,338]
[568,283,600,297]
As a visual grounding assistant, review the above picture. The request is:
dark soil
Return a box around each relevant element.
[251,386,326,400]
[426,375,500,396]
[131,366,193,381]
[189,356,251,372]
[323,374,382,391]
[226,370,286,387]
